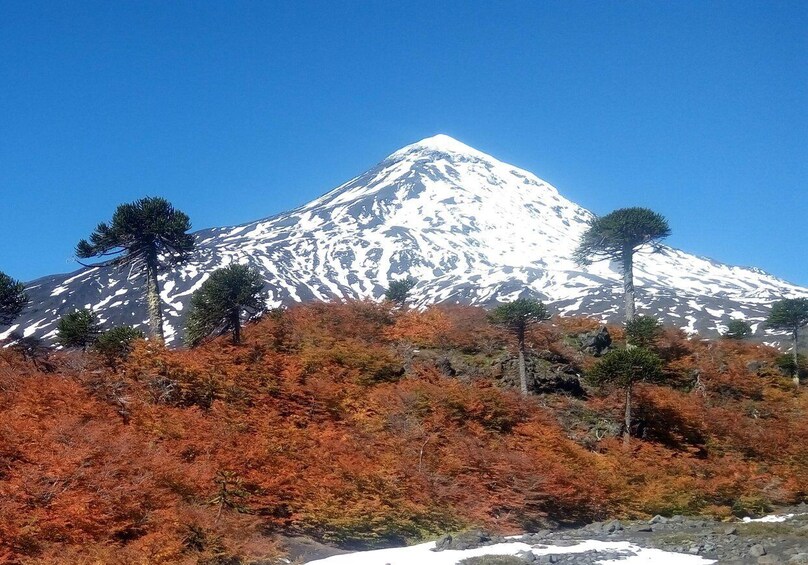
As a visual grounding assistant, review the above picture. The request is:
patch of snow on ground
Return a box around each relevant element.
[23,318,50,338]
[50,285,69,296]
[742,513,800,523]
[304,539,716,565]
[0,324,20,341]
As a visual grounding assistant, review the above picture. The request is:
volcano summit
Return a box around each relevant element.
[5,135,807,344]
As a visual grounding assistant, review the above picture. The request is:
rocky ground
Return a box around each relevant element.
[452,505,808,564]
[578,509,808,564]
[290,505,808,564]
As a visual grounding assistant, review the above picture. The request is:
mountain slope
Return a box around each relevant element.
[4,134,807,344]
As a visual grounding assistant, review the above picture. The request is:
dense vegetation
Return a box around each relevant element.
[1,301,806,564]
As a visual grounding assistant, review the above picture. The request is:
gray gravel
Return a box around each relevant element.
[285,505,808,564]
[502,504,808,564]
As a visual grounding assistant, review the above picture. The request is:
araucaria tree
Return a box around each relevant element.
[94,326,145,368]
[766,297,808,385]
[575,207,671,322]
[489,298,550,395]
[625,315,662,348]
[588,347,664,446]
[185,264,266,345]
[56,309,102,351]
[76,197,194,341]
[723,319,753,340]
[0,271,28,326]
[384,276,417,307]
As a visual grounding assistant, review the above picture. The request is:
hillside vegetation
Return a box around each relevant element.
[1,301,806,563]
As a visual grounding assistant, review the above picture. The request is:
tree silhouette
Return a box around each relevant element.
[575,207,670,322]
[185,264,266,345]
[766,298,808,385]
[76,197,194,341]
[489,298,550,395]
[0,271,28,326]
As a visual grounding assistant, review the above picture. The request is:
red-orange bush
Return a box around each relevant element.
[0,302,805,563]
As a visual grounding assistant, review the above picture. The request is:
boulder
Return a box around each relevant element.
[580,326,612,356]
[431,530,504,552]
[750,544,767,557]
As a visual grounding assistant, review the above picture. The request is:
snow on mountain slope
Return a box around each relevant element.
[4,134,807,344]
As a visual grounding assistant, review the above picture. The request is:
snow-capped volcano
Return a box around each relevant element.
[5,134,808,344]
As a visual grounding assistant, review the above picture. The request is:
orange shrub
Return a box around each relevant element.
[0,301,805,563]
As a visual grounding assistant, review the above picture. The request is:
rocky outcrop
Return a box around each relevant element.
[433,530,506,552]
[577,326,612,357]
[427,505,808,565]
[499,352,585,397]
[411,347,587,397]
[516,505,808,564]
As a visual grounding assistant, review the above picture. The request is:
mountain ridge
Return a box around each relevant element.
[4,134,807,344]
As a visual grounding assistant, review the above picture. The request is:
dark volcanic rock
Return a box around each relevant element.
[469,506,808,565]
[433,530,505,552]
[578,326,612,356]
[294,506,808,564]
[500,354,585,397]
[276,535,350,562]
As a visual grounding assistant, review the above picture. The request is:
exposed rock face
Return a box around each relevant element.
[412,347,585,397]
[500,352,585,397]
[578,326,612,356]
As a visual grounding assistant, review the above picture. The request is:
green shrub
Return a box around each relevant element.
[625,315,662,348]
[94,326,144,367]
[56,309,101,350]
[775,353,807,379]
[723,320,752,340]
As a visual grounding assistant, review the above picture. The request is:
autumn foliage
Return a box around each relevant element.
[0,302,806,563]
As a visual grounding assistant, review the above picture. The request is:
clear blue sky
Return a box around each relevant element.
[1,1,806,285]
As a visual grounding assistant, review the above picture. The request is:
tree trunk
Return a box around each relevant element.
[232,309,241,345]
[518,329,528,396]
[622,246,635,323]
[623,382,633,447]
[145,251,165,343]
[793,328,800,386]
